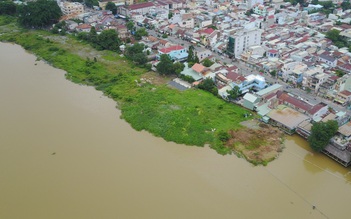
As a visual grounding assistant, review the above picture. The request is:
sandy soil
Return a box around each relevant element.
[226,120,285,165]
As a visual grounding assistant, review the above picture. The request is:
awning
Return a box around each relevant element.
[334,99,345,104]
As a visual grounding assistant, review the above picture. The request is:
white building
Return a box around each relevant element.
[229,28,262,58]
[60,2,84,15]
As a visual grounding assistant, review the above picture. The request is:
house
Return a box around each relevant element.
[335,90,351,106]
[305,73,329,93]
[319,53,337,67]
[267,49,279,59]
[157,45,188,62]
[180,63,204,81]
[76,23,91,32]
[119,2,155,16]
[196,48,212,62]
[339,64,351,74]
[232,74,267,93]
[60,2,84,16]
[243,93,261,110]
[114,24,128,39]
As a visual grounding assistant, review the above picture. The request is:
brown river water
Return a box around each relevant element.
[1,42,351,219]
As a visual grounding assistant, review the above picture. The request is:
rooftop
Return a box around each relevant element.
[159,45,184,54]
[267,105,310,130]
[192,63,206,73]
[256,84,282,97]
[128,2,154,11]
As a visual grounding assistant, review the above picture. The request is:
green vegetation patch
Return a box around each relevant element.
[0,16,253,155]
[121,86,249,150]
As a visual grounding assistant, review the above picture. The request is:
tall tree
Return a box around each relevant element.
[227,86,241,100]
[134,27,148,40]
[0,0,17,15]
[17,0,62,28]
[156,54,174,75]
[105,2,117,15]
[125,43,148,65]
[126,21,134,31]
[84,0,99,8]
[308,120,338,152]
[197,78,218,96]
[97,29,120,51]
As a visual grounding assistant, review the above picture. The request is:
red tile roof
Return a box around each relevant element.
[202,28,214,35]
[278,92,312,112]
[129,2,154,11]
[308,103,327,115]
[340,90,351,96]
[226,72,246,83]
[159,45,184,54]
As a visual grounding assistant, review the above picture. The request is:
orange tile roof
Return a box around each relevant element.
[192,63,205,73]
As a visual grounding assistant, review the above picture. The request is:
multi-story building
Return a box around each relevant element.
[227,28,262,58]
[119,2,155,16]
[60,2,84,15]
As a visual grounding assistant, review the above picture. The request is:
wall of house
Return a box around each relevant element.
[200,20,212,28]
[311,105,329,121]
[179,19,194,28]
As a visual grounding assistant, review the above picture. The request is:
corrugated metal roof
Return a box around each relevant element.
[267,105,309,130]
[256,84,282,97]
[243,93,259,103]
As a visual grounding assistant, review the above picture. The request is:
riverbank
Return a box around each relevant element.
[0,16,284,163]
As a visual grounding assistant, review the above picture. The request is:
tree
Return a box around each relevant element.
[187,45,195,64]
[126,21,134,31]
[335,69,345,77]
[156,54,174,75]
[125,43,144,58]
[168,12,173,19]
[17,0,62,28]
[96,29,120,51]
[89,26,98,44]
[308,120,338,152]
[125,43,148,65]
[270,70,277,77]
[326,29,349,48]
[202,58,214,67]
[84,0,99,8]
[341,1,351,11]
[105,2,117,15]
[197,78,218,96]
[133,53,148,65]
[134,27,148,40]
[0,0,17,15]
[227,86,241,100]
[172,62,185,75]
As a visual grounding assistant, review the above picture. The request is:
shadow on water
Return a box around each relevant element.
[285,134,351,182]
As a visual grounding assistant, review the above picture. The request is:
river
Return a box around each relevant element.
[0,42,350,219]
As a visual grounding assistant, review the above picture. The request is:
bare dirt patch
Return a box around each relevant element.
[226,120,285,165]
[141,71,175,86]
